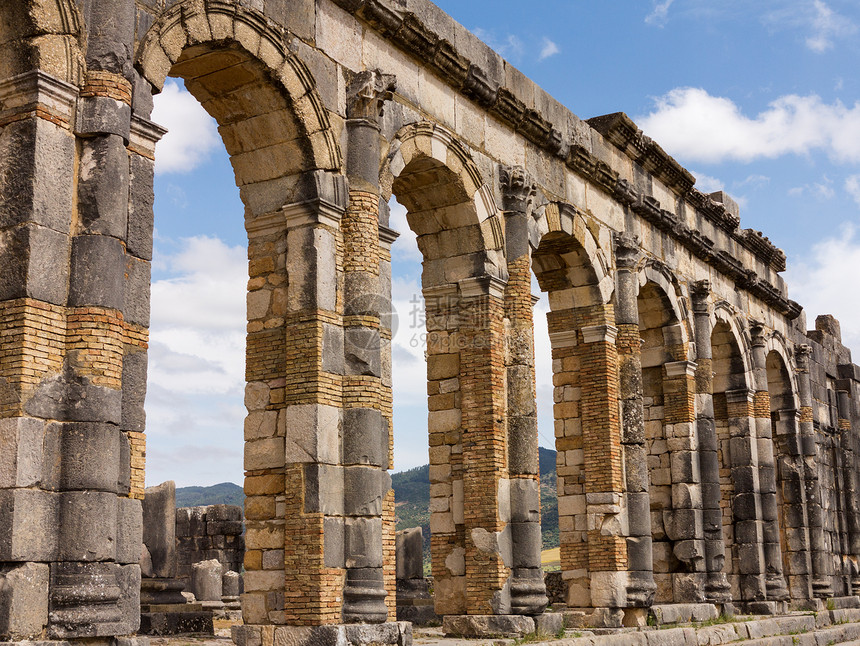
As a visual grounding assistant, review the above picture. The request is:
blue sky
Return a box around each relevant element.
[145,0,860,486]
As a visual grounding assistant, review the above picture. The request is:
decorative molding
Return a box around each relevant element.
[347,69,396,123]
[378,225,400,248]
[614,232,640,271]
[549,330,578,349]
[499,165,536,213]
[458,275,507,299]
[665,360,697,378]
[581,324,618,344]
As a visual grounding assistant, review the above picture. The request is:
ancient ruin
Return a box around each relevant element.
[2,0,860,643]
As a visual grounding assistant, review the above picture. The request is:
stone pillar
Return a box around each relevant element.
[499,166,547,616]
[749,325,790,602]
[690,281,731,603]
[613,234,656,608]
[725,386,767,603]
[340,70,396,624]
[795,345,833,598]
[835,387,860,592]
[663,359,707,602]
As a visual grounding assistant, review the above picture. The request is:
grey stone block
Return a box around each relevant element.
[510,522,541,568]
[48,561,123,638]
[0,223,70,306]
[0,562,49,640]
[78,135,130,238]
[206,504,242,522]
[131,69,154,118]
[625,444,650,493]
[321,323,344,374]
[83,0,135,76]
[0,417,45,489]
[143,481,176,578]
[443,614,535,637]
[0,118,75,233]
[222,570,241,598]
[344,328,382,376]
[121,350,148,433]
[508,416,539,475]
[49,422,121,492]
[127,153,154,260]
[118,431,130,496]
[24,361,122,425]
[0,489,59,561]
[344,518,384,568]
[303,464,344,515]
[116,496,142,565]
[627,492,651,536]
[108,563,141,636]
[344,272,381,316]
[124,256,151,326]
[343,466,391,516]
[191,559,222,602]
[324,516,345,568]
[342,408,387,467]
[76,95,132,140]
[58,491,118,561]
[396,526,423,580]
[509,478,540,523]
[621,399,645,444]
[69,234,126,309]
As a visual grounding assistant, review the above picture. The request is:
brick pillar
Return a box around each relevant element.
[663,360,707,602]
[690,281,732,603]
[426,284,467,616]
[500,166,547,615]
[795,345,833,598]
[459,276,511,614]
[339,70,396,623]
[614,234,656,608]
[749,325,789,602]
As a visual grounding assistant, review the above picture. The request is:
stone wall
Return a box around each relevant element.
[175,505,244,585]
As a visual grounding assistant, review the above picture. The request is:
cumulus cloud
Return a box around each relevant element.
[388,199,421,262]
[805,0,855,52]
[637,87,860,164]
[690,170,725,194]
[787,224,860,352]
[646,0,675,26]
[539,38,560,61]
[151,80,221,175]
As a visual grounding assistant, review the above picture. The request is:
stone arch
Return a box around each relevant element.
[0,0,84,84]
[135,0,342,191]
[764,334,800,412]
[385,121,506,287]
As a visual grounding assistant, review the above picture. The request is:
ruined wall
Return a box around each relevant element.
[175,505,245,585]
[1,0,860,642]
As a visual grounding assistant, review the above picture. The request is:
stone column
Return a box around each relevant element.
[340,70,396,623]
[613,234,656,608]
[499,166,547,616]
[690,281,731,604]
[663,359,707,602]
[795,345,833,598]
[749,325,790,602]
[835,387,860,592]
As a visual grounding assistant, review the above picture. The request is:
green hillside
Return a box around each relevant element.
[175,482,245,507]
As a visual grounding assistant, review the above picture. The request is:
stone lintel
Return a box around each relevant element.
[665,360,698,378]
[549,330,578,349]
[0,70,78,122]
[586,491,623,506]
[129,115,167,159]
[581,324,618,344]
[725,388,755,404]
[378,224,400,248]
[458,275,506,299]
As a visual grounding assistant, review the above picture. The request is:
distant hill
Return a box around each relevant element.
[176,482,245,507]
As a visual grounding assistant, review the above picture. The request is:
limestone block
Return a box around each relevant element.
[0,562,49,640]
[285,226,337,312]
[0,417,45,489]
[121,350,148,434]
[395,527,423,580]
[0,489,59,561]
[510,522,541,568]
[116,497,142,565]
[58,491,118,562]
[68,234,125,309]
[285,404,340,464]
[321,322,345,374]
[76,96,132,140]
[78,134,130,239]
[428,408,460,434]
[0,117,75,234]
[127,153,154,260]
[343,466,391,516]
[244,437,285,471]
[443,614,535,638]
[303,463,344,515]
[191,559,223,602]
[244,410,277,440]
[142,481,176,578]
[508,416,539,475]
[344,328,382,376]
[222,570,242,598]
[323,517,345,568]
[344,518,383,569]
[509,478,540,523]
[342,407,387,467]
[83,0,135,75]
[49,422,121,493]
[0,222,70,306]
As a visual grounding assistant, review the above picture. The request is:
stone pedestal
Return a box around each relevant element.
[395,578,436,626]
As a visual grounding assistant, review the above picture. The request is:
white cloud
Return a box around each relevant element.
[389,198,421,262]
[638,87,860,164]
[151,80,221,175]
[690,170,725,194]
[473,27,525,60]
[846,175,860,206]
[646,0,675,26]
[785,176,836,200]
[806,0,855,52]
[539,38,560,61]
[787,224,860,351]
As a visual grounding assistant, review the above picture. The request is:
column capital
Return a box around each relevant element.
[795,344,813,370]
[346,69,396,125]
[665,360,698,378]
[690,280,711,313]
[499,165,536,213]
[614,232,641,270]
[750,321,767,348]
[581,324,618,344]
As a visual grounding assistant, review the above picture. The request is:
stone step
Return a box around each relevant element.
[650,603,720,625]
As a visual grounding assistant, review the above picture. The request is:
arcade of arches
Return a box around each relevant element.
[1,0,860,643]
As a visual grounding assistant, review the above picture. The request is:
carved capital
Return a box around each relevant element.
[499,165,536,213]
[750,321,767,348]
[614,232,640,270]
[795,344,812,370]
[690,280,711,313]
[346,70,396,123]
